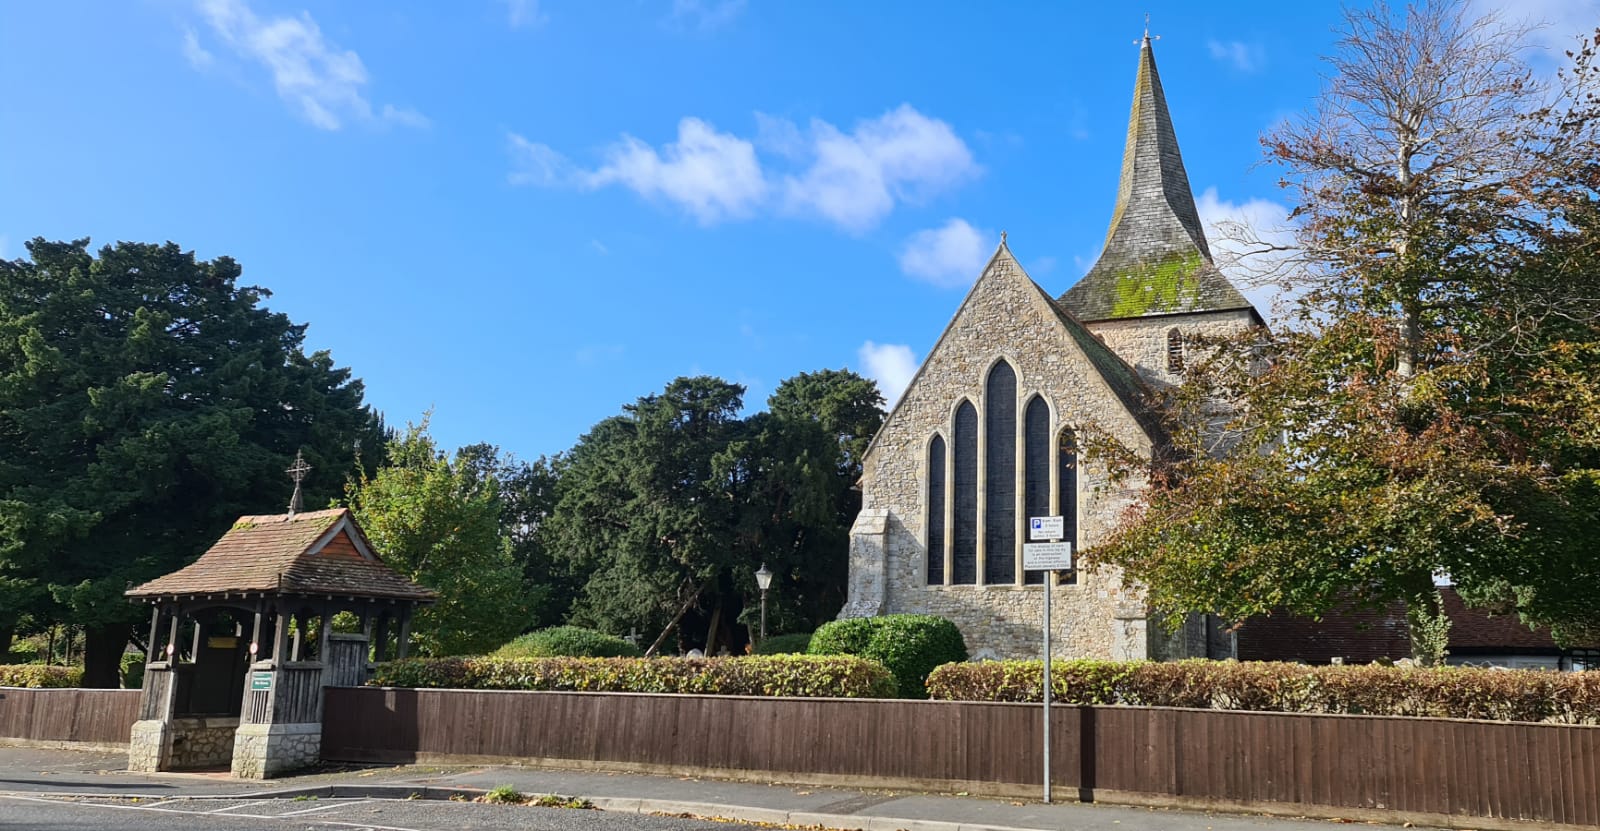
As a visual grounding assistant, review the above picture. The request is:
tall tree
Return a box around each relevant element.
[0,239,382,685]
[546,377,747,649]
[346,423,526,656]
[1092,9,1600,660]
[544,370,884,652]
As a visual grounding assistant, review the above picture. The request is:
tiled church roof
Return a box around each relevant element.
[126,507,436,602]
[1059,36,1255,322]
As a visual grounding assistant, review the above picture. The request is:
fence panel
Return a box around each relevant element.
[0,687,141,745]
[324,688,1600,826]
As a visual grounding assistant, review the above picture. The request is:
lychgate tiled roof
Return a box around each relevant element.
[1059,36,1255,322]
[126,507,435,602]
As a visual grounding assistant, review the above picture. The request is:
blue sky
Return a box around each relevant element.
[2,0,1593,462]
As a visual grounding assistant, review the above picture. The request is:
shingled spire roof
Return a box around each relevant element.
[1059,35,1255,322]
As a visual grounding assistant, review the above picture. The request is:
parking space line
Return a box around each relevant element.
[278,799,372,816]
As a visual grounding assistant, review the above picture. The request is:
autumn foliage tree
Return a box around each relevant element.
[1093,3,1600,660]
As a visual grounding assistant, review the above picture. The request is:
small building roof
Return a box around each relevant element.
[126,507,436,603]
[1059,36,1257,323]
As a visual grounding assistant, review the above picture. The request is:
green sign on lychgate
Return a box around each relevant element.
[250,671,272,691]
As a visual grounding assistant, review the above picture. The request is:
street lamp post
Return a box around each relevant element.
[754,563,773,643]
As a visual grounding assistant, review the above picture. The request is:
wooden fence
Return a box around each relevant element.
[324,687,1600,828]
[0,687,141,747]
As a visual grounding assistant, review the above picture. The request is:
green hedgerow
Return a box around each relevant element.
[752,633,813,655]
[372,654,897,699]
[923,659,1600,724]
[492,626,643,659]
[809,615,967,699]
[0,664,82,688]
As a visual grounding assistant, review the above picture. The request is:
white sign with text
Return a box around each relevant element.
[1023,541,1073,571]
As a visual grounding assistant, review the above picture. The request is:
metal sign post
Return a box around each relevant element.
[1025,520,1073,804]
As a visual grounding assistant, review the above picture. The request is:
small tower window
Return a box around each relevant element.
[1166,328,1185,373]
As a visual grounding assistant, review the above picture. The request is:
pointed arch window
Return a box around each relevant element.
[952,401,979,585]
[926,435,946,585]
[984,361,1017,584]
[1057,426,1079,585]
[1167,328,1185,373]
[1023,396,1051,585]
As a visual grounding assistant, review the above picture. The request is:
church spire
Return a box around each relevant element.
[1059,33,1253,322]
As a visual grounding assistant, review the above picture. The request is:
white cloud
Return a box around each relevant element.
[1195,187,1298,319]
[668,0,745,31]
[780,105,978,231]
[1207,39,1265,72]
[585,118,767,225]
[182,27,214,69]
[1472,0,1600,62]
[590,239,609,255]
[575,343,625,365]
[510,104,976,230]
[898,218,992,288]
[193,0,423,131]
[502,0,549,29]
[381,104,430,128]
[857,341,919,405]
[507,133,576,185]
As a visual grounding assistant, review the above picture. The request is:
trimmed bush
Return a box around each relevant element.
[0,664,82,688]
[373,654,897,698]
[753,633,812,655]
[493,626,643,659]
[809,615,967,699]
[924,659,1600,724]
[121,654,146,690]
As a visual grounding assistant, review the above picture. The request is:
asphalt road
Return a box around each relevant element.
[0,794,762,831]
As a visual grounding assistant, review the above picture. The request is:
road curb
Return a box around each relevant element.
[0,786,1060,831]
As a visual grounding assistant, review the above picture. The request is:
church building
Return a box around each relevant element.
[840,35,1263,660]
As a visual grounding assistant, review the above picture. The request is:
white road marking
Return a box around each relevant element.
[207,801,272,814]
[0,793,434,831]
[277,799,372,816]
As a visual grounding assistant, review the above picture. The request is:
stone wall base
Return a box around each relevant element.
[127,720,168,773]
[127,717,240,772]
[231,722,321,779]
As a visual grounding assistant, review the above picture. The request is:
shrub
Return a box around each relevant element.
[4,642,41,664]
[372,654,897,698]
[0,664,82,688]
[753,633,812,655]
[121,654,146,689]
[493,626,643,659]
[809,615,967,699]
[924,659,1600,724]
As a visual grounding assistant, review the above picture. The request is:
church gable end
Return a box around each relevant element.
[852,239,1159,657]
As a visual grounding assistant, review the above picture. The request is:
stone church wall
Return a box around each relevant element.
[849,252,1162,660]
[1086,308,1257,389]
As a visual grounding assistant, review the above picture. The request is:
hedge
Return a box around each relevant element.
[752,633,812,655]
[925,659,1600,723]
[809,615,967,699]
[373,654,897,698]
[0,665,83,688]
[493,626,643,659]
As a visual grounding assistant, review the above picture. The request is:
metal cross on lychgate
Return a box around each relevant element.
[286,450,312,517]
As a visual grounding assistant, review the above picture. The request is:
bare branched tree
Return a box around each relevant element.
[1265,0,1600,371]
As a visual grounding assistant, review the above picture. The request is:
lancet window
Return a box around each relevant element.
[983,361,1017,584]
[926,435,946,585]
[951,400,979,584]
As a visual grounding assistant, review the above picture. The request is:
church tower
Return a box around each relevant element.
[1059,34,1261,386]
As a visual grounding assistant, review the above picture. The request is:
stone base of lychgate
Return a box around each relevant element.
[127,720,169,773]
[231,722,321,779]
[127,717,238,772]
